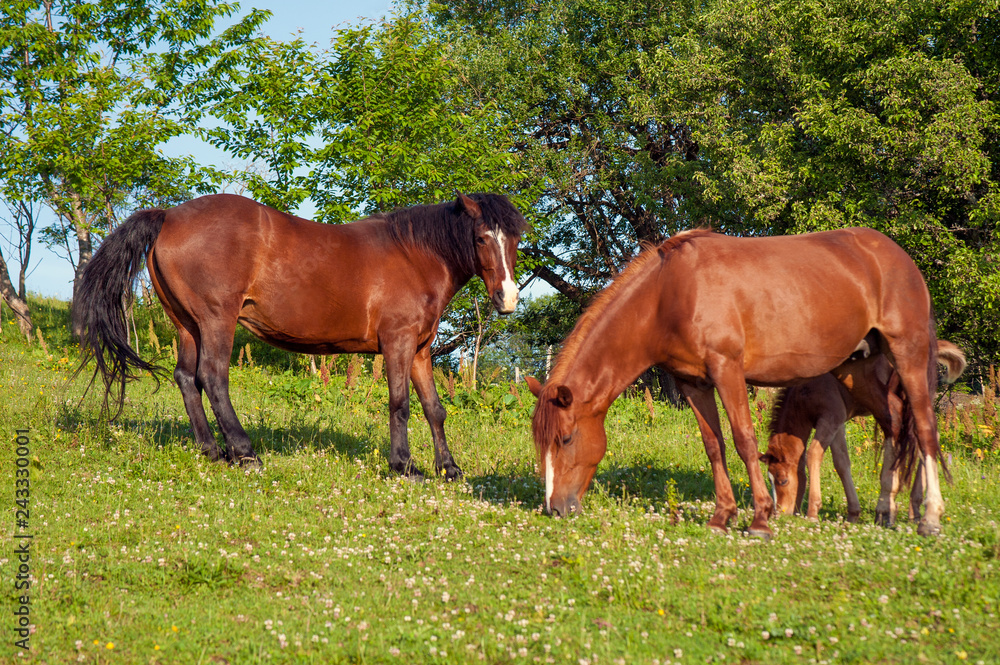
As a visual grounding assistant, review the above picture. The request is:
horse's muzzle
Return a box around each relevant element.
[492,288,518,314]
[546,495,581,518]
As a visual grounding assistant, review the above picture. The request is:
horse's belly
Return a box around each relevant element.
[744,354,848,386]
[237,299,379,354]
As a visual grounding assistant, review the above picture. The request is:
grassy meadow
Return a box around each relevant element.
[2,298,999,664]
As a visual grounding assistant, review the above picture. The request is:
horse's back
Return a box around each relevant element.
[660,228,931,384]
[147,194,450,352]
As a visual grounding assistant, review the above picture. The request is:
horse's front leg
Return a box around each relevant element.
[410,346,462,480]
[804,439,825,520]
[382,340,423,478]
[711,361,775,540]
[678,381,737,535]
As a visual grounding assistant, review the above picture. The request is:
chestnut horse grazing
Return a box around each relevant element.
[527,228,944,539]
[762,340,965,523]
[76,193,528,477]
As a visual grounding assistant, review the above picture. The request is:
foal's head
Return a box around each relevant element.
[760,434,808,517]
[455,193,526,315]
[526,377,608,516]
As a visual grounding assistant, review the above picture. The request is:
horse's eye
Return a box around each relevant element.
[561,434,572,446]
[476,237,487,246]
[776,478,789,487]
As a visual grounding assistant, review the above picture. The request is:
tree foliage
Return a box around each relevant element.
[434,0,1000,372]
[0,0,269,327]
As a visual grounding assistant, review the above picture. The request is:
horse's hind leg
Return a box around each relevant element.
[885,336,943,536]
[411,345,461,480]
[196,318,258,465]
[174,327,224,461]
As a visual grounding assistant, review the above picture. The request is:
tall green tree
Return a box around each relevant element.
[0,0,269,332]
[191,13,540,362]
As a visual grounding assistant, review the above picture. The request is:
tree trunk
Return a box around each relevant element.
[0,248,33,339]
[69,194,93,339]
[16,202,34,301]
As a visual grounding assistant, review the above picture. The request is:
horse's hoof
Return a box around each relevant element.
[238,455,262,468]
[438,464,464,482]
[706,523,729,536]
[917,521,942,537]
[846,512,861,524]
[396,464,425,482]
[874,511,895,528]
[746,527,773,543]
[203,448,226,463]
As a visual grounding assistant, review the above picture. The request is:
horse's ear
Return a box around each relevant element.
[525,376,543,397]
[553,385,573,408]
[455,193,482,219]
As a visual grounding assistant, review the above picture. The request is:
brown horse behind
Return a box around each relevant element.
[527,228,945,539]
[76,193,528,477]
[762,340,966,522]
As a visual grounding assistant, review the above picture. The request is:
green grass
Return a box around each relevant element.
[2,304,999,664]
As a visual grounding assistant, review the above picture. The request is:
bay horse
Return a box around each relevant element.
[76,193,528,478]
[761,340,965,523]
[526,228,945,539]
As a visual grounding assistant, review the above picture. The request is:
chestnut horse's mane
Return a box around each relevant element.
[381,194,530,276]
[548,228,713,386]
[533,228,714,453]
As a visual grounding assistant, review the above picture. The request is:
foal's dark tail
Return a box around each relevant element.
[74,209,169,419]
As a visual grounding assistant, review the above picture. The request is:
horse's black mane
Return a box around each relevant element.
[767,387,793,437]
[381,194,529,275]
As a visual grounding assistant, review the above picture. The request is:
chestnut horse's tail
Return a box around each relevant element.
[74,209,169,419]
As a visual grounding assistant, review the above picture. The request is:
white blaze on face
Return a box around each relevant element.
[489,230,519,312]
[545,448,554,514]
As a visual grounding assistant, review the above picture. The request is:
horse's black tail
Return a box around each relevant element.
[74,209,169,419]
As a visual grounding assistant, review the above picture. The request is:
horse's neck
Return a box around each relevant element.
[554,313,654,415]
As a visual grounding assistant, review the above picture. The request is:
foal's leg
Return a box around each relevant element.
[711,363,775,539]
[410,345,462,480]
[679,383,735,534]
[876,435,901,527]
[173,327,224,461]
[196,318,258,464]
[908,455,925,521]
[804,439,825,520]
[382,339,422,477]
[870,383,902,528]
[826,424,861,522]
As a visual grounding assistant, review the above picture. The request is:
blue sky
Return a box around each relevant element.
[13,0,393,299]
